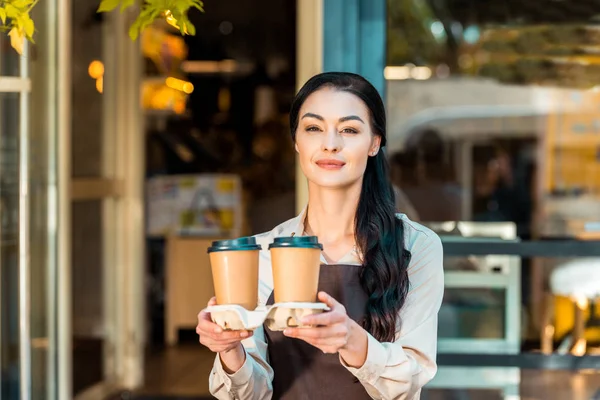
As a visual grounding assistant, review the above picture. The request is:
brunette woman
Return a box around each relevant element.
[197,72,444,400]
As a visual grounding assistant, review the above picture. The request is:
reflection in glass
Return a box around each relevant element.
[0,93,21,398]
[71,0,105,178]
[423,387,504,400]
[440,287,506,339]
[71,200,105,395]
[386,0,600,238]
[387,0,600,87]
[0,35,21,76]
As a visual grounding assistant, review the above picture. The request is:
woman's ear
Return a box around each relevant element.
[370,135,382,156]
[295,142,299,153]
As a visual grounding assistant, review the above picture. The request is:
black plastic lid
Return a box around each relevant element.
[268,236,323,250]
[207,237,262,253]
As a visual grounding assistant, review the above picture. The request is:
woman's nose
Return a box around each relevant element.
[322,130,342,153]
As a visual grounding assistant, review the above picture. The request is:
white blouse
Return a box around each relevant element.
[208,207,444,400]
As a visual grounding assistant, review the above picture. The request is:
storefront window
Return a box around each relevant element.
[386,0,600,235]
[0,35,21,77]
[386,2,600,395]
[0,1,70,398]
[0,92,21,399]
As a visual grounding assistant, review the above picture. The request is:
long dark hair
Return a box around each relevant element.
[289,72,411,342]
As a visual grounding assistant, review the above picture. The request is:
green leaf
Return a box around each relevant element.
[23,16,33,38]
[0,9,7,25]
[128,23,140,40]
[174,13,194,35]
[5,4,19,19]
[185,21,195,36]
[12,0,33,9]
[169,8,182,20]
[97,0,121,12]
[14,16,23,31]
[129,8,161,40]
[26,0,39,12]
[120,0,135,12]
[104,0,207,42]
[190,0,204,11]
[171,0,196,12]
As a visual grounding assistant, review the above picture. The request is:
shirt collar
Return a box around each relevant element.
[291,205,308,237]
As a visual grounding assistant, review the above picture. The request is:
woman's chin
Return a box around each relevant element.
[308,177,361,190]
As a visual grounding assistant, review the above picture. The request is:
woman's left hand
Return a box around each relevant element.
[283,291,368,365]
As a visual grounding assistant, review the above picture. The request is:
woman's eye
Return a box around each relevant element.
[341,128,358,134]
[306,126,321,132]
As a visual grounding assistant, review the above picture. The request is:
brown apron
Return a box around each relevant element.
[263,264,373,400]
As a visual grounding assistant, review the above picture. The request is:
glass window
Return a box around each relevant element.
[440,287,506,339]
[0,35,21,76]
[71,200,105,394]
[386,0,600,356]
[0,92,21,399]
[71,0,106,178]
[386,0,600,234]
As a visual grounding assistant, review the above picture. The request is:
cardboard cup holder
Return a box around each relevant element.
[206,302,330,331]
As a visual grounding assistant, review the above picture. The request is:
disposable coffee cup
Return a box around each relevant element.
[208,237,262,311]
[268,236,323,303]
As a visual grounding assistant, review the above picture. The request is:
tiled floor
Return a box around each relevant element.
[134,344,600,399]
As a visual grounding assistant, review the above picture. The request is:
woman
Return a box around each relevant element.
[196,72,444,399]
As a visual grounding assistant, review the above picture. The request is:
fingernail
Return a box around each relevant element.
[240,331,248,338]
[283,329,289,336]
[214,327,223,333]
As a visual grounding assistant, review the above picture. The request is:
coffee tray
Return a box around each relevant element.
[206,302,330,331]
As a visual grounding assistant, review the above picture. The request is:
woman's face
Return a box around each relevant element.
[294,87,381,189]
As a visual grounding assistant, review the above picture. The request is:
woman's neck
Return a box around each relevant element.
[305,180,362,243]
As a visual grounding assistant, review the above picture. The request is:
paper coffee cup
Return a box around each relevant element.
[268,236,323,303]
[208,237,262,311]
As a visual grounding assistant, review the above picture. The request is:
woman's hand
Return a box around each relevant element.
[196,297,253,352]
[196,297,252,373]
[283,292,368,368]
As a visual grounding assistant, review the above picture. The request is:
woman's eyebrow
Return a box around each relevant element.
[301,112,324,121]
[301,113,365,124]
[338,115,364,124]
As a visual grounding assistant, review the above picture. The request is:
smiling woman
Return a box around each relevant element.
[294,88,380,188]
[197,72,445,400]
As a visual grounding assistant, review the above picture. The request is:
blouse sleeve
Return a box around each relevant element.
[340,231,444,400]
[208,230,279,400]
[209,324,274,400]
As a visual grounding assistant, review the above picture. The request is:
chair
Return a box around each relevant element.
[541,257,600,355]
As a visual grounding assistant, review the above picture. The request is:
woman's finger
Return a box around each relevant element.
[201,334,250,348]
[198,309,245,336]
[302,310,345,327]
[201,329,253,341]
[207,297,217,307]
[197,309,215,324]
[284,325,340,340]
[317,292,343,310]
[198,330,253,354]
[197,313,225,334]
[200,338,242,353]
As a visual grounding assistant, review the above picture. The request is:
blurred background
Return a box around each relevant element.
[2,0,600,399]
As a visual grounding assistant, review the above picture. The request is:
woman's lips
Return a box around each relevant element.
[315,159,346,170]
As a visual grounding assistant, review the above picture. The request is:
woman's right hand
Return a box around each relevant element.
[196,297,253,353]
